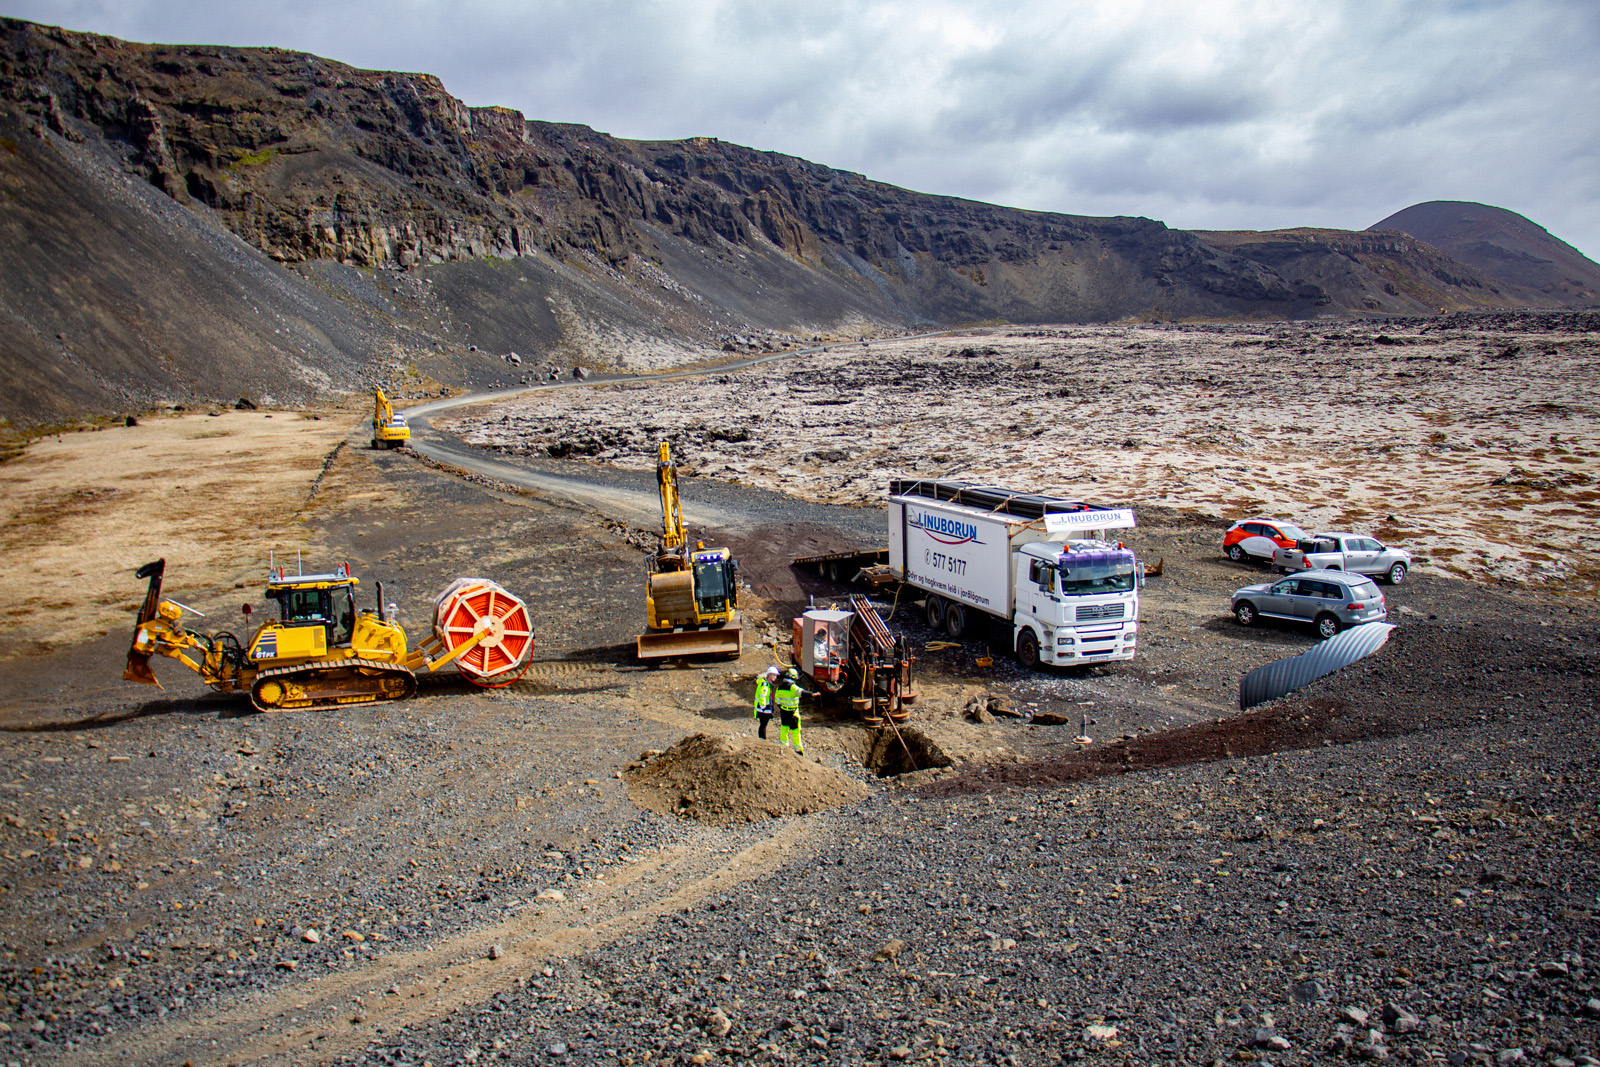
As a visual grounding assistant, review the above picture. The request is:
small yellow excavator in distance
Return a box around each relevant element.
[124,558,534,711]
[636,442,743,659]
[372,387,410,449]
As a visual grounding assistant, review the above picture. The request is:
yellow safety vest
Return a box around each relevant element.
[774,682,801,714]
[753,677,773,715]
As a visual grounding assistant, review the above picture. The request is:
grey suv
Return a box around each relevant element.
[1231,569,1388,639]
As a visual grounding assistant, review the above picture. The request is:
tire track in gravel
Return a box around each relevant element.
[76,818,818,1067]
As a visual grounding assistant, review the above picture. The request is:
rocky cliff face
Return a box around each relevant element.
[0,17,1386,325]
[1193,228,1523,315]
[0,17,1585,428]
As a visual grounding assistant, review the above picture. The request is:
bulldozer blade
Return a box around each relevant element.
[636,626,743,660]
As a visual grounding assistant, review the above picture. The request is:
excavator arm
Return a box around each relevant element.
[656,441,686,554]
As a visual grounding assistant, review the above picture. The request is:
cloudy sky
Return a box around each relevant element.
[10,0,1599,259]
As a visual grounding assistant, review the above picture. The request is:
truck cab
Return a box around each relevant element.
[1013,540,1140,667]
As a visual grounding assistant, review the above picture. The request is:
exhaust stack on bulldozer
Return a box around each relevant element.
[636,442,742,660]
[124,558,533,711]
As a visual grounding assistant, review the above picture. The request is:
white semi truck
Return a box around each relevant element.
[887,479,1141,669]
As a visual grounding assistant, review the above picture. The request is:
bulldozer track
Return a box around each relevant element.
[250,659,417,712]
[517,661,610,680]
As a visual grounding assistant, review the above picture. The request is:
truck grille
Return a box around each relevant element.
[1075,603,1125,622]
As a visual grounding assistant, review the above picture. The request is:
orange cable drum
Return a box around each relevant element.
[431,578,535,686]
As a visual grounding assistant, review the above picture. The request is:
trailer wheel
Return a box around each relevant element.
[827,561,841,582]
[924,595,944,630]
[945,602,966,638]
[1017,629,1040,669]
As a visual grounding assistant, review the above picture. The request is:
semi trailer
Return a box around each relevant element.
[887,479,1141,669]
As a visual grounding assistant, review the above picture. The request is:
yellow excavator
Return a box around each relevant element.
[636,442,742,659]
[124,557,534,711]
[372,387,410,449]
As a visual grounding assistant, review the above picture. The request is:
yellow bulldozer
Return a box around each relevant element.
[636,442,742,659]
[124,557,534,711]
[372,386,410,449]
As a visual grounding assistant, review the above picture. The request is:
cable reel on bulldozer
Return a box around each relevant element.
[124,557,534,712]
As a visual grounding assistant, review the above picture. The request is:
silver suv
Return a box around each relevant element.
[1231,569,1387,639]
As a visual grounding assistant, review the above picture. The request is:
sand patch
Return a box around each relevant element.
[624,732,869,825]
[0,406,359,658]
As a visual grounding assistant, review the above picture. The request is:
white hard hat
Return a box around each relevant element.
[764,666,780,678]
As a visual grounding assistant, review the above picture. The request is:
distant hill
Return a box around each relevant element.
[0,17,1587,428]
[1369,201,1600,307]
[1191,227,1518,315]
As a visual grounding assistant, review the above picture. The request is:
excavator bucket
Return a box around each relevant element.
[636,624,743,660]
[123,559,165,687]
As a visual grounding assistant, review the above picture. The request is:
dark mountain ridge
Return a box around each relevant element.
[0,17,1593,429]
[1370,200,1600,307]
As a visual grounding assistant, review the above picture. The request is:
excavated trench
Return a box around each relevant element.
[848,725,953,778]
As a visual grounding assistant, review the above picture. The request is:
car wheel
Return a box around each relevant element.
[1226,544,1246,563]
[1234,602,1256,627]
[1386,562,1407,585]
[945,603,966,638]
[1315,613,1340,640]
[1017,628,1040,669]
[924,595,944,630]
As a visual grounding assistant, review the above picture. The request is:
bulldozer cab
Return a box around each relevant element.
[266,574,358,649]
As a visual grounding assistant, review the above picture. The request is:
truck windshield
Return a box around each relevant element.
[1058,564,1136,595]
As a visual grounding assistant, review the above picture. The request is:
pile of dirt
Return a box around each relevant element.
[623,732,869,825]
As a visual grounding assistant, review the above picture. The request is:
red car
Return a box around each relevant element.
[1223,519,1309,563]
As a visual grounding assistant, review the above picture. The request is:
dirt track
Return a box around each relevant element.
[0,322,1596,1066]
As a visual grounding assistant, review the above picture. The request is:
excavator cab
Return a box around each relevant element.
[690,549,738,616]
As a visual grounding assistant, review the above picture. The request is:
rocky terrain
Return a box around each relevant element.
[445,311,1600,595]
[4,16,1599,433]
[0,17,1597,1067]
[0,321,1594,1066]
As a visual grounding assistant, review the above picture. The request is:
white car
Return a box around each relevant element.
[1222,518,1310,563]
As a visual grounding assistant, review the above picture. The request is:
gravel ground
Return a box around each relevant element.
[346,666,1600,1067]
[0,382,1595,1066]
